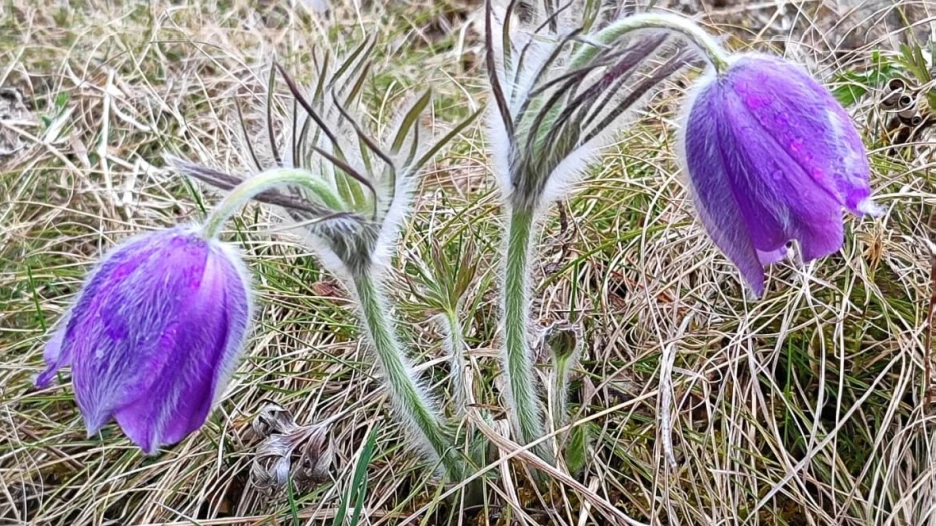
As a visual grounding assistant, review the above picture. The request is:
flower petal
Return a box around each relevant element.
[681,79,767,295]
[721,88,846,262]
[681,54,872,296]
[756,247,788,265]
[715,88,794,255]
[205,241,252,406]
[727,55,874,215]
[69,231,205,437]
[38,231,165,392]
[35,227,252,454]
[35,316,70,389]
[796,212,845,261]
[111,242,250,453]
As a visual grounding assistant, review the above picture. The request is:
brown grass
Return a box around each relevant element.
[2,0,936,524]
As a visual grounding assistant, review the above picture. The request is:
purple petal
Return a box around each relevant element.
[757,247,788,265]
[70,232,202,434]
[797,213,845,261]
[112,242,251,453]
[37,231,164,393]
[35,315,70,389]
[714,93,792,256]
[721,87,845,262]
[681,79,768,295]
[52,227,251,453]
[205,242,252,405]
[680,57,861,295]
[727,55,876,215]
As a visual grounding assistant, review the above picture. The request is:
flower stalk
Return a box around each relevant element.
[545,322,580,436]
[198,166,349,239]
[352,272,463,478]
[502,206,552,462]
[176,48,478,480]
[442,308,470,414]
[485,1,707,464]
[572,13,731,74]
[550,359,572,437]
[189,162,465,479]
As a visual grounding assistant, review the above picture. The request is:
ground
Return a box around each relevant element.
[1,0,935,525]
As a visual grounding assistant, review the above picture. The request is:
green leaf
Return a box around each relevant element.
[832,83,867,107]
[412,108,482,173]
[390,90,431,155]
[332,426,378,526]
[913,45,930,82]
[830,63,895,107]
[54,91,69,111]
[286,477,301,526]
[926,91,936,114]
[898,43,930,82]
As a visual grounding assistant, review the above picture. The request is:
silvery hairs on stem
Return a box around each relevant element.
[173,40,479,479]
[486,0,700,213]
[485,0,704,462]
[175,37,479,279]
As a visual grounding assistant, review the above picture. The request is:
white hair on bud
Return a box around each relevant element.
[487,103,515,201]
[487,0,696,213]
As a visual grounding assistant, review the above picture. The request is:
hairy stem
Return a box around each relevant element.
[502,207,552,462]
[200,167,344,239]
[442,309,470,415]
[546,323,579,438]
[571,13,730,74]
[352,272,463,479]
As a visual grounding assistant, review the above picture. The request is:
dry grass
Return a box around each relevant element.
[2,0,936,524]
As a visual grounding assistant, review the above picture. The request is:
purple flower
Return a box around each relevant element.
[679,54,880,296]
[37,227,252,454]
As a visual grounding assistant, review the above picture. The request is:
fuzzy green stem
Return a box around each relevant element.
[571,13,731,74]
[352,272,464,479]
[443,309,470,415]
[502,207,552,462]
[201,168,344,239]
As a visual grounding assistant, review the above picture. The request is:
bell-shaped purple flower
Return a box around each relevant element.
[679,54,880,296]
[36,227,252,454]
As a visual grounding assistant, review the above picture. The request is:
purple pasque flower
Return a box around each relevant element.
[679,53,881,296]
[37,227,252,454]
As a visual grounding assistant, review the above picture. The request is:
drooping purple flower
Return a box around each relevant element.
[37,227,252,454]
[679,54,881,296]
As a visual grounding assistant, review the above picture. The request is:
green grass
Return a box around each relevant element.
[2,0,935,524]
